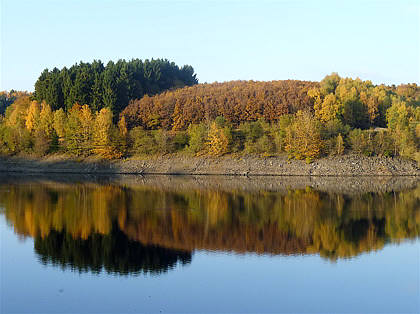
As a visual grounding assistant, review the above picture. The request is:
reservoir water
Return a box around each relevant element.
[1,175,419,313]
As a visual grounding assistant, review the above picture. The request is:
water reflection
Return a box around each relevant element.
[34,227,191,275]
[1,176,419,275]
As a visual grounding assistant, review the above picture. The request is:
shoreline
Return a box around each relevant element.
[0,154,419,176]
[1,173,418,195]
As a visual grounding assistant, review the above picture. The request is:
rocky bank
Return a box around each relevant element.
[0,154,418,176]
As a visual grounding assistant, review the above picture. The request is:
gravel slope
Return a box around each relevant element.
[0,154,418,176]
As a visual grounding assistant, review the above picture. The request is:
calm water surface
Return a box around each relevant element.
[1,175,419,313]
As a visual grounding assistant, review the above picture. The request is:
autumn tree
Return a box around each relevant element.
[64,104,85,156]
[38,103,54,136]
[78,106,94,153]
[308,74,395,129]
[1,75,419,163]
[285,111,323,162]
[33,103,56,155]
[207,120,230,156]
[93,108,122,159]
[336,133,345,155]
[386,98,420,163]
[53,109,66,149]
[129,127,157,155]
[118,115,128,154]
[25,101,41,133]
[313,94,340,122]
[122,80,317,130]
[0,95,32,154]
[187,123,208,155]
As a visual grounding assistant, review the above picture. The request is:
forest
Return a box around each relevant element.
[0,67,419,163]
[32,58,198,115]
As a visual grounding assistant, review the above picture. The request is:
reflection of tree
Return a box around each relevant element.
[34,226,192,275]
[1,182,419,261]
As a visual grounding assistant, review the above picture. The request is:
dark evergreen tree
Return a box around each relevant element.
[34,58,198,116]
[0,92,17,115]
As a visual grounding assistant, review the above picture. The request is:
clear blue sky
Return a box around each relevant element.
[1,0,419,91]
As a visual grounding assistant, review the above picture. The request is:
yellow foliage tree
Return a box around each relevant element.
[25,101,41,133]
[53,109,66,140]
[207,121,229,156]
[118,115,128,154]
[93,108,122,159]
[336,133,344,155]
[79,105,94,154]
[39,102,54,137]
[118,115,128,137]
[314,94,341,122]
[285,111,323,162]
[5,96,31,129]
[30,102,56,156]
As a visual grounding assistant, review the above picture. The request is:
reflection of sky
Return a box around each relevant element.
[1,215,419,313]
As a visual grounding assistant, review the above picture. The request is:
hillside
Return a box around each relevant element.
[1,73,419,165]
[121,80,318,130]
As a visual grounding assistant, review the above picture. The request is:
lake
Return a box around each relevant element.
[1,175,419,313]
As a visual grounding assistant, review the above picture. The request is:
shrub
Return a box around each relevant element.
[172,131,188,151]
[323,133,346,156]
[33,129,52,157]
[230,129,245,153]
[348,128,396,157]
[240,120,267,155]
[1,126,32,154]
[271,115,293,153]
[255,135,276,156]
[321,119,350,139]
[348,129,371,156]
[336,133,345,155]
[153,129,172,154]
[129,127,157,155]
[240,121,264,143]
[373,130,394,157]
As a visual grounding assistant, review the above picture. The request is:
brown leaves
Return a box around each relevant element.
[121,80,318,131]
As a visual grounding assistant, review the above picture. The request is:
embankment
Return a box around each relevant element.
[0,154,418,176]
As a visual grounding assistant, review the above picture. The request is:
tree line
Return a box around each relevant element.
[0,73,419,163]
